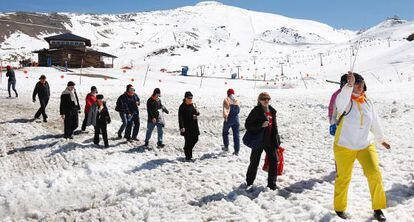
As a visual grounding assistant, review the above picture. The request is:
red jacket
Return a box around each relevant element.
[84,93,97,113]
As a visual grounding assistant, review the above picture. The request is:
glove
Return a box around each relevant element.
[329,124,337,136]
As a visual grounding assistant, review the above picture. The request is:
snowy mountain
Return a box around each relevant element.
[1,1,354,65]
[0,1,413,80]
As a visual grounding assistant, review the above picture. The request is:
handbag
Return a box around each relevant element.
[242,129,264,149]
[262,146,285,176]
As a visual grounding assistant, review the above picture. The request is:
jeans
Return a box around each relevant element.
[222,121,240,153]
[8,81,17,97]
[117,112,128,137]
[125,113,140,139]
[145,122,163,144]
[34,97,49,120]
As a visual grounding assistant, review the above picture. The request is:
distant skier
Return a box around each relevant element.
[87,94,111,148]
[244,92,280,190]
[6,65,18,98]
[222,88,240,155]
[81,86,98,132]
[32,75,50,122]
[60,81,81,139]
[178,91,200,161]
[333,71,390,221]
[115,84,140,142]
[328,74,348,135]
[144,88,169,148]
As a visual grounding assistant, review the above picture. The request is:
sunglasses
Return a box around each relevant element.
[128,88,135,92]
[260,97,271,101]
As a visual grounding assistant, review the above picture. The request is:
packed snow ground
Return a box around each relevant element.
[0,67,413,221]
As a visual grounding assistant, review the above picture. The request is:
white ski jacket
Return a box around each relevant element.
[335,85,385,150]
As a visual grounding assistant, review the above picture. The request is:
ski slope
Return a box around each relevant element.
[0,64,413,221]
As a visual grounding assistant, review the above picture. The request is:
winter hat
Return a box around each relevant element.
[96,94,104,100]
[91,86,97,93]
[67,81,75,87]
[153,88,161,96]
[39,75,46,80]
[227,88,235,96]
[6,65,11,70]
[353,73,367,91]
[340,74,348,88]
[184,91,193,99]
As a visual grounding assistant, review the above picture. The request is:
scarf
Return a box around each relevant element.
[62,87,78,106]
[351,93,366,104]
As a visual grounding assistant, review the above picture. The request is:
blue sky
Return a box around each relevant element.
[0,0,412,30]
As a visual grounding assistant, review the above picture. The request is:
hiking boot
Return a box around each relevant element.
[233,151,239,156]
[131,138,139,142]
[267,184,277,190]
[157,142,165,148]
[374,210,386,222]
[144,141,149,147]
[43,119,48,123]
[336,211,351,219]
[222,146,229,152]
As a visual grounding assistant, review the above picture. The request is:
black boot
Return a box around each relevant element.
[157,142,165,148]
[336,211,351,219]
[374,210,386,222]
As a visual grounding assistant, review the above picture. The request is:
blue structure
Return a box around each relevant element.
[181,66,189,76]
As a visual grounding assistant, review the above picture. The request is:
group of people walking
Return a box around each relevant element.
[5,65,390,221]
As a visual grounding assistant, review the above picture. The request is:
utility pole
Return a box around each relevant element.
[236,65,241,79]
[387,37,391,48]
[286,55,290,63]
[319,53,323,66]
[279,62,284,77]
[252,56,257,65]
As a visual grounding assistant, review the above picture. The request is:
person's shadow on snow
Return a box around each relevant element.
[7,141,59,155]
[386,182,414,207]
[0,118,35,124]
[128,158,177,173]
[277,171,336,198]
[189,184,266,207]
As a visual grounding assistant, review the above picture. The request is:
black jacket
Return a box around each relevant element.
[6,70,16,82]
[178,102,200,136]
[245,105,281,148]
[96,103,111,125]
[116,93,140,114]
[60,90,81,115]
[147,97,169,122]
[32,81,50,100]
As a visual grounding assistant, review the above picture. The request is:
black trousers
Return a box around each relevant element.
[34,97,49,120]
[94,123,109,147]
[81,112,88,131]
[184,134,198,160]
[64,112,79,138]
[125,115,140,140]
[246,145,278,188]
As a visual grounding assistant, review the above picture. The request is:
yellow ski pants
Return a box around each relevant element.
[333,144,387,211]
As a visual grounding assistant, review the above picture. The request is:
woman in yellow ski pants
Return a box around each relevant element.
[333,72,390,221]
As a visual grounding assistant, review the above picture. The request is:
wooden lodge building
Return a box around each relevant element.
[34,33,117,68]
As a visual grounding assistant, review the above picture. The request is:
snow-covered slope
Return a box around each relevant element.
[1,1,353,65]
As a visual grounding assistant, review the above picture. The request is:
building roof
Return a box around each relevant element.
[33,48,117,58]
[44,33,92,46]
